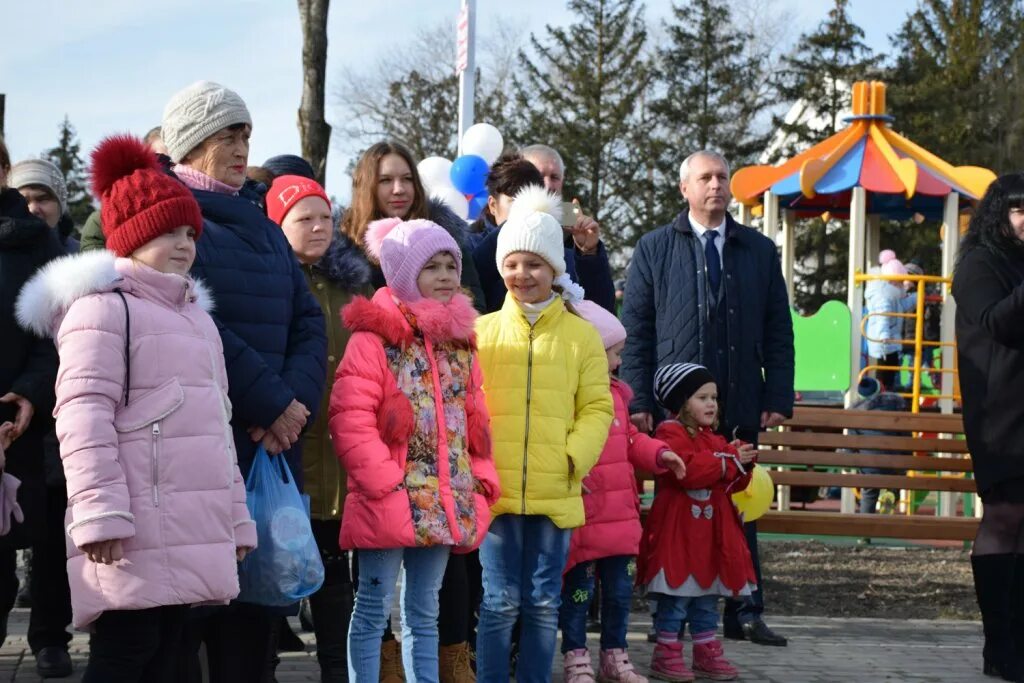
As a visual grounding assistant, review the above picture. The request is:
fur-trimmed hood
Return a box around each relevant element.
[342,287,477,348]
[311,231,372,290]
[16,250,214,338]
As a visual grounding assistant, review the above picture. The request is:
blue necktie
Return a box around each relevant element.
[705,231,721,297]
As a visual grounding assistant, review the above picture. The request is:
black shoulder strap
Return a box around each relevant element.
[113,288,131,407]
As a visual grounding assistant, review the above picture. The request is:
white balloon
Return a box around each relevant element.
[461,123,504,165]
[417,156,454,194]
[431,187,470,220]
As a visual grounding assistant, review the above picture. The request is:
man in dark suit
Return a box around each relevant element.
[621,150,794,646]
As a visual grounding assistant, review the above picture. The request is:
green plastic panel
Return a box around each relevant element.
[793,300,852,393]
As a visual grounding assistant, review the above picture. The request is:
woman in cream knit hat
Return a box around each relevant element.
[162,81,328,683]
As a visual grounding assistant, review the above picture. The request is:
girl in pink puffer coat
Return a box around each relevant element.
[560,301,686,683]
[15,135,255,682]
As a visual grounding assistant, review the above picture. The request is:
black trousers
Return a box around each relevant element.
[82,605,189,683]
[720,422,766,628]
[182,603,279,683]
[309,519,353,683]
[723,520,765,628]
[28,485,72,653]
[438,553,473,646]
[0,548,18,640]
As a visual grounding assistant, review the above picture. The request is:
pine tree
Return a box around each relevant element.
[772,0,880,313]
[792,218,849,314]
[772,0,880,154]
[886,0,1024,173]
[513,0,651,259]
[45,115,93,229]
[653,0,774,167]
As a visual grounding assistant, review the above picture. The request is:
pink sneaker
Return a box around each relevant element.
[598,648,648,683]
[691,640,739,681]
[564,648,597,682]
[649,641,695,682]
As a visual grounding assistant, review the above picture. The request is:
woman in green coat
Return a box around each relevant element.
[268,175,372,683]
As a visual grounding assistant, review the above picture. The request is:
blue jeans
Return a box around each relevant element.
[348,546,450,683]
[654,593,719,637]
[477,515,571,682]
[559,555,635,653]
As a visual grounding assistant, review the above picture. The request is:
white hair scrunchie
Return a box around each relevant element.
[554,273,586,305]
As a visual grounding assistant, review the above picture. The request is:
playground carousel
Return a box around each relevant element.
[728,81,997,524]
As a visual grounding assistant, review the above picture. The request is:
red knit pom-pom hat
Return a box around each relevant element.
[90,134,203,257]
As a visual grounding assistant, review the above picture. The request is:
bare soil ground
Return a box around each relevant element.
[758,539,978,620]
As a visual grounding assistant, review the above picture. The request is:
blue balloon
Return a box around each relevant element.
[450,155,489,195]
[468,192,489,220]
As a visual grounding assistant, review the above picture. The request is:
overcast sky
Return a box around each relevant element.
[1,0,915,204]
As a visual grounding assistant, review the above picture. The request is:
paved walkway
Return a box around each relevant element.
[0,609,990,682]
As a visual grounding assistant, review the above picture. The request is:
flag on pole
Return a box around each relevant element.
[456,6,469,75]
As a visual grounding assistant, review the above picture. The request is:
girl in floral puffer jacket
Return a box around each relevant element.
[329,216,499,682]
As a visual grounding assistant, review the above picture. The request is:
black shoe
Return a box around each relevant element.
[741,619,788,646]
[722,623,746,640]
[36,646,73,678]
[276,617,306,652]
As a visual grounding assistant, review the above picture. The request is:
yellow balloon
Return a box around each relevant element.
[732,465,774,522]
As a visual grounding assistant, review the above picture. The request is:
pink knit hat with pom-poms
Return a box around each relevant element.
[879,249,897,266]
[364,217,462,303]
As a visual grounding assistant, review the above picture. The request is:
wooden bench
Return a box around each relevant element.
[755,406,978,541]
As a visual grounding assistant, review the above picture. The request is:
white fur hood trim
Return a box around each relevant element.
[16,250,214,338]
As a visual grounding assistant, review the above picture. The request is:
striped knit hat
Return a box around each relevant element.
[653,363,716,415]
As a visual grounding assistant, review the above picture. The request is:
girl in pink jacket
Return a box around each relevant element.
[561,301,686,683]
[329,216,499,681]
[15,135,255,682]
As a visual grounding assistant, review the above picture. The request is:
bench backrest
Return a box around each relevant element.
[758,406,973,493]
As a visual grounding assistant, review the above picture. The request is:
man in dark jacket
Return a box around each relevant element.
[0,187,65,671]
[521,144,616,313]
[621,150,794,646]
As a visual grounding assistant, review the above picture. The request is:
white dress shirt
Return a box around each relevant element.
[689,213,726,268]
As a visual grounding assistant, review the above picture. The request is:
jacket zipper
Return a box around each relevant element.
[522,326,535,515]
[151,422,161,507]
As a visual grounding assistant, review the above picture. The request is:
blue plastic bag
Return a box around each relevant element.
[238,447,324,606]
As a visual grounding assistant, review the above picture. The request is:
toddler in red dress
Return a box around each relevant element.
[638,363,758,682]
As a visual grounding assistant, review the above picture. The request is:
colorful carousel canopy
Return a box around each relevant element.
[731,81,996,220]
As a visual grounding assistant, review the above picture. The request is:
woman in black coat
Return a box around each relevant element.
[952,172,1024,682]
[0,180,64,642]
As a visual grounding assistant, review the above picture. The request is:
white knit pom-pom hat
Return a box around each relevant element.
[495,185,566,276]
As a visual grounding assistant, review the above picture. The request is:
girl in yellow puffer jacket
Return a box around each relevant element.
[474,186,614,681]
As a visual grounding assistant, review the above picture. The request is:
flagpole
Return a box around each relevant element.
[456,0,476,155]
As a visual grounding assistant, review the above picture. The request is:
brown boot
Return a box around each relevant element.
[380,638,406,682]
[439,642,476,683]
